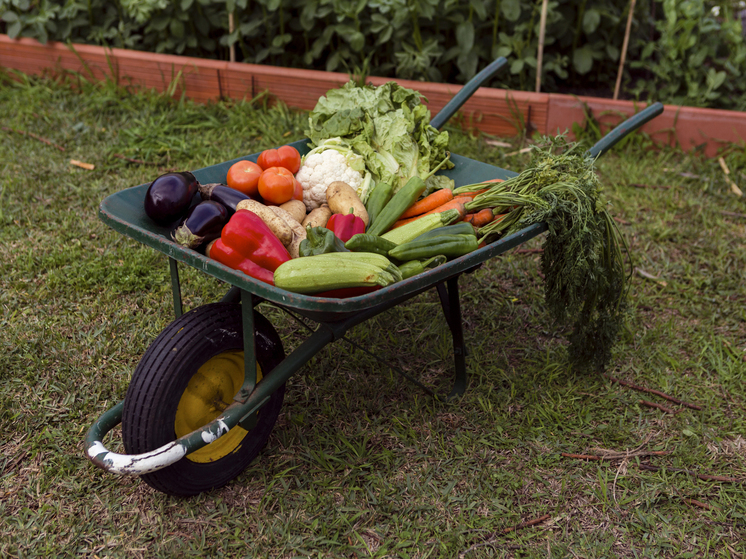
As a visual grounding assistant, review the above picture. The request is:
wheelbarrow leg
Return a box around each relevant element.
[168,257,183,318]
[436,275,468,399]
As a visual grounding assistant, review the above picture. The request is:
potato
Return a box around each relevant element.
[268,206,307,259]
[301,204,332,229]
[279,199,307,224]
[326,181,369,226]
[235,199,292,246]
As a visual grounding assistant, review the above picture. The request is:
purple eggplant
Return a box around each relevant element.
[199,182,250,215]
[144,171,199,225]
[172,200,229,250]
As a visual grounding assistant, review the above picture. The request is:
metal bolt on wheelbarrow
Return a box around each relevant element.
[84,58,664,496]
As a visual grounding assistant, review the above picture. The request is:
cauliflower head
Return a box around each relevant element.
[296,148,364,211]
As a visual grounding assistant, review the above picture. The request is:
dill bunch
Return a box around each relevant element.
[469,136,631,372]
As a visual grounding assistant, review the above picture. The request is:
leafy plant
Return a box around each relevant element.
[629,0,746,110]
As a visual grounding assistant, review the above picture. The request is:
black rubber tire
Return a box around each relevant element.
[121,303,285,496]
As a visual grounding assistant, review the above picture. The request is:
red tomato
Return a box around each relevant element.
[226,160,262,197]
[293,178,303,201]
[257,145,301,174]
[258,167,296,205]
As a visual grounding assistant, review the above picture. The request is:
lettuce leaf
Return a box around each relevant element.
[306,81,453,193]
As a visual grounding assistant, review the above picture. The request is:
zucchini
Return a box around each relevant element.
[274,256,399,294]
[380,209,461,245]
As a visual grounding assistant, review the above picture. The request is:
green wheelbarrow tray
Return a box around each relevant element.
[85,69,663,479]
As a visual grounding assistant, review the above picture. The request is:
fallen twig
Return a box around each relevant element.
[562,449,671,461]
[459,514,551,557]
[70,159,95,170]
[485,139,513,148]
[503,146,532,157]
[112,153,159,166]
[501,514,551,534]
[637,463,740,483]
[721,210,746,219]
[682,498,714,510]
[2,125,65,151]
[604,374,702,410]
[561,452,602,460]
[640,399,678,414]
[613,216,630,225]
[631,182,671,190]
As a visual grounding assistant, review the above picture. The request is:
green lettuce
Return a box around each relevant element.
[306,81,454,195]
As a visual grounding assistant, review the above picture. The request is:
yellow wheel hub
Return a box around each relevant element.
[174,351,262,463]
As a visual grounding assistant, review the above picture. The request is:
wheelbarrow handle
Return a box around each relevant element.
[587,101,664,159]
[429,57,508,130]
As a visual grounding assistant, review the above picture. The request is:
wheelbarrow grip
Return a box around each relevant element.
[587,102,664,159]
[429,57,508,130]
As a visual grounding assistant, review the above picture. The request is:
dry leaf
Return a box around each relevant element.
[635,267,667,287]
[718,157,743,196]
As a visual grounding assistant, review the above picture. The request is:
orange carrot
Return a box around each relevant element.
[456,188,490,198]
[451,195,475,205]
[399,189,454,219]
[463,208,494,227]
[391,200,467,229]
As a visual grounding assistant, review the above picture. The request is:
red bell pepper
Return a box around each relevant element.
[209,239,276,285]
[326,211,365,243]
[208,209,290,284]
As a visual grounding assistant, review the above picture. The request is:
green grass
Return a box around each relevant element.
[1,69,746,558]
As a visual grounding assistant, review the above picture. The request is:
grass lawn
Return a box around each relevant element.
[1,69,745,558]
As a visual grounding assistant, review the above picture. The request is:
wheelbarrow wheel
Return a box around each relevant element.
[121,302,285,496]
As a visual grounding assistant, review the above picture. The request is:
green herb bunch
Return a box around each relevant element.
[466,136,631,372]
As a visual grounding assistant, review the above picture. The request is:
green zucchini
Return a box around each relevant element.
[380,209,462,245]
[274,254,400,294]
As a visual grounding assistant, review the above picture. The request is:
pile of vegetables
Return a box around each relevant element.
[141,82,630,372]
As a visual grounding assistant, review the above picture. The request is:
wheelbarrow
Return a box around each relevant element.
[85,58,664,496]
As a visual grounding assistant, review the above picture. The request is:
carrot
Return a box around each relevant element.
[391,200,467,229]
[399,189,453,219]
[456,188,490,198]
[463,208,494,227]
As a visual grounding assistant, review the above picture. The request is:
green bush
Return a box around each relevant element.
[630,0,746,110]
[1,0,744,110]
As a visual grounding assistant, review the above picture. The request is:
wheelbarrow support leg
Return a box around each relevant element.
[436,276,468,399]
[168,257,183,318]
